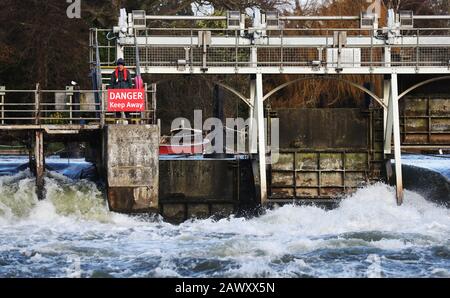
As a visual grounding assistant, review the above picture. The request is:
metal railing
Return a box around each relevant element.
[0,87,156,127]
[90,27,450,70]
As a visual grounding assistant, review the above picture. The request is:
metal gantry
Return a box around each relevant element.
[0,9,448,205]
[55,9,450,204]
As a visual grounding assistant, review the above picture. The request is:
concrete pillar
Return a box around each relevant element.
[34,130,45,201]
[105,125,160,213]
[255,73,268,205]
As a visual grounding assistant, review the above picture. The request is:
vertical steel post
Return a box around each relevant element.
[384,78,393,154]
[0,86,5,125]
[67,86,74,125]
[249,44,258,155]
[391,73,404,205]
[249,79,256,154]
[35,130,45,201]
[144,83,148,124]
[152,83,157,125]
[100,84,106,127]
[255,73,268,205]
[34,83,40,125]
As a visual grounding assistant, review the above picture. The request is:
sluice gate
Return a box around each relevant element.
[269,108,385,203]
[0,8,450,219]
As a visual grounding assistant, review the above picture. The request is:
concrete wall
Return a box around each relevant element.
[159,158,256,222]
[105,125,160,213]
[159,159,236,222]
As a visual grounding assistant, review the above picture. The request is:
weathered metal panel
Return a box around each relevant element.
[162,204,185,222]
[320,153,343,170]
[187,204,210,219]
[270,150,374,200]
[159,158,255,221]
[403,99,428,116]
[296,172,318,187]
[401,96,450,146]
[106,125,160,212]
[345,153,368,170]
[296,153,318,170]
[271,109,369,149]
[159,160,235,201]
[345,172,367,187]
[429,99,450,116]
[269,108,382,201]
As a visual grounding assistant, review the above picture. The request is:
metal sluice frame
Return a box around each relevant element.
[89,10,450,205]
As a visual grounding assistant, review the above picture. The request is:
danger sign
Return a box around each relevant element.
[107,89,146,112]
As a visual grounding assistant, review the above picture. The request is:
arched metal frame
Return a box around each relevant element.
[398,76,450,101]
[262,76,387,109]
[153,75,450,111]
[214,82,251,107]
[151,78,252,107]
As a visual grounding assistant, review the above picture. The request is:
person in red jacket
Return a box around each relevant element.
[110,58,132,89]
[110,58,133,122]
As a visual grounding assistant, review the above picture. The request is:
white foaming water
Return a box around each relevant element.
[0,171,448,278]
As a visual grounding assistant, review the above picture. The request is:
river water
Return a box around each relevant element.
[0,156,449,278]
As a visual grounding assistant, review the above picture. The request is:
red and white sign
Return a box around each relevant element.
[107,89,145,112]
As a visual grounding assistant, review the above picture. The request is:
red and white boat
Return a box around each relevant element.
[159,128,210,155]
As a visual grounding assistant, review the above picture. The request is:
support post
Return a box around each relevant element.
[248,79,256,154]
[383,78,390,135]
[144,83,148,124]
[100,84,106,127]
[0,86,5,125]
[384,78,393,154]
[34,84,40,125]
[66,86,74,125]
[34,130,45,201]
[212,84,226,158]
[391,74,404,205]
[255,73,268,205]
[152,83,157,125]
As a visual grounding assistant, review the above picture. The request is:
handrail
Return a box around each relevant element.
[280,16,360,21]
[145,15,228,21]
[414,15,450,20]
[0,88,157,127]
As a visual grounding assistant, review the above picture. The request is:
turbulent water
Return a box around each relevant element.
[0,158,449,278]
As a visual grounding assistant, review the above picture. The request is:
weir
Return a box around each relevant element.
[0,9,450,219]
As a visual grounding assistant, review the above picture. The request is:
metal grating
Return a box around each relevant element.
[91,27,450,70]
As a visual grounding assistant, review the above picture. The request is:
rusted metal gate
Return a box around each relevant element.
[269,108,384,202]
[401,96,450,146]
